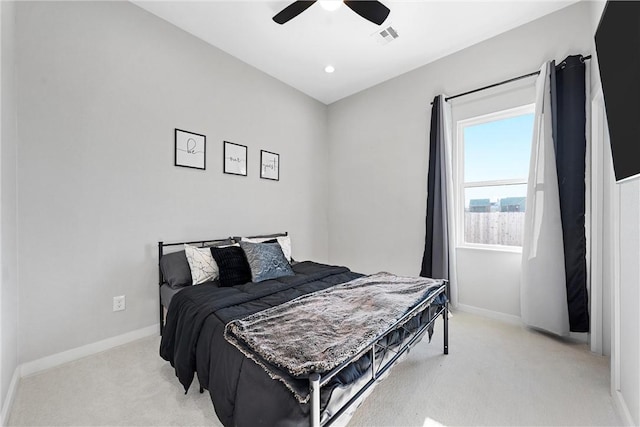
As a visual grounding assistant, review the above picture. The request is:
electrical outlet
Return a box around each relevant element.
[113,295,125,312]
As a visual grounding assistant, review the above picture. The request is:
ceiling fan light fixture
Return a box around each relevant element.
[273,0,389,25]
[324,65,335,73]
[319,1,342,12]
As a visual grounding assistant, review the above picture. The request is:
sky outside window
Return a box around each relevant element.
[463,113,534,208]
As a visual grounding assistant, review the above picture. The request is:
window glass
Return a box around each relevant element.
[463,114,534,182]
[459,107,534,248]
[464,184,527,246]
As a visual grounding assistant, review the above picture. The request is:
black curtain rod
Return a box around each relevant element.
[430,55,591,105]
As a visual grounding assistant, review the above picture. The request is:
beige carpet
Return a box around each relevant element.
[8,311,621,426]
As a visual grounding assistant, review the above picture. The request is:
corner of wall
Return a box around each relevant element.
[0,0,19,417]
[0,368,19,426]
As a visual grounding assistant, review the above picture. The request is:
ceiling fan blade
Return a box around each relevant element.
[344,1,390,25]
[273,1,317,24]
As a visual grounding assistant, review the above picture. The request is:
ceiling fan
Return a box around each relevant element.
[273,1,390,26]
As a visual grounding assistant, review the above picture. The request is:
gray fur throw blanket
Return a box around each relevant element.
[224,272,444,403]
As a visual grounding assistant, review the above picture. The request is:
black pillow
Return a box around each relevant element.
[210,246,252,287]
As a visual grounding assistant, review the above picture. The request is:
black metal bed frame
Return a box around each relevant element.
[157,233,449,426]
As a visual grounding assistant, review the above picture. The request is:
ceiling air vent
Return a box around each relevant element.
[373,25,399,45]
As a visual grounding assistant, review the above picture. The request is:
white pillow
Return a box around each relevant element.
[184,244,218,285]
[242,235,292,262]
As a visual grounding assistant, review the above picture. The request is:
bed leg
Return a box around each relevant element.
[443,300,449,355]
[309,373,321,427]
[159,241,164,336]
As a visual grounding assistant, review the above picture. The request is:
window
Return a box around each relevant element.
[457,105,535,248]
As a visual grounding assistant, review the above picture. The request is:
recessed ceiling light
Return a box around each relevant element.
[325,65,335,73]
[319,1,342,12]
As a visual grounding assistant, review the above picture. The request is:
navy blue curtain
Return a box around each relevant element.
[552,55,589,333]
[420,95,441,277]
[420,95,451,279]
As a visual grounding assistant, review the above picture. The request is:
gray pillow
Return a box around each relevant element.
[159,251,192,289]
[239,241,294,283]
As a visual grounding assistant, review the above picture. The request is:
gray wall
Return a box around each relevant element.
[327,2,593,318]
[1,0,18,415]
[15,1,329,363]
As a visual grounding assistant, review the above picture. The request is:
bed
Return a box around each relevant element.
[158,233,449,427]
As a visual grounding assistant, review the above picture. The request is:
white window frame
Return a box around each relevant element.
[455,103,535,252]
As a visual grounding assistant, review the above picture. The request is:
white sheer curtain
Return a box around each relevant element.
[520,62,570,336]
[440,96,458,308]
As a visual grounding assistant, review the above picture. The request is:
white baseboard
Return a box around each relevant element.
[21,323,159,377]
[455,303,522,326]
[0,367,20,426]
[569,331,588,344]
[612,389,636,426]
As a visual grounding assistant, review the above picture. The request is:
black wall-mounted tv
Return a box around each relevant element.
[595,1,640,183]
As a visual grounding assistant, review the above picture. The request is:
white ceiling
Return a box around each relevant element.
[133,0,578,105]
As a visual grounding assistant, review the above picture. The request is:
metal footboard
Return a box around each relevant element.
[309,280,449,427]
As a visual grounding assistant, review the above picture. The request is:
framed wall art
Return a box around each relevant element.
[224,141,247,176]
[175,129,206,170]
[260,150,279,181]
